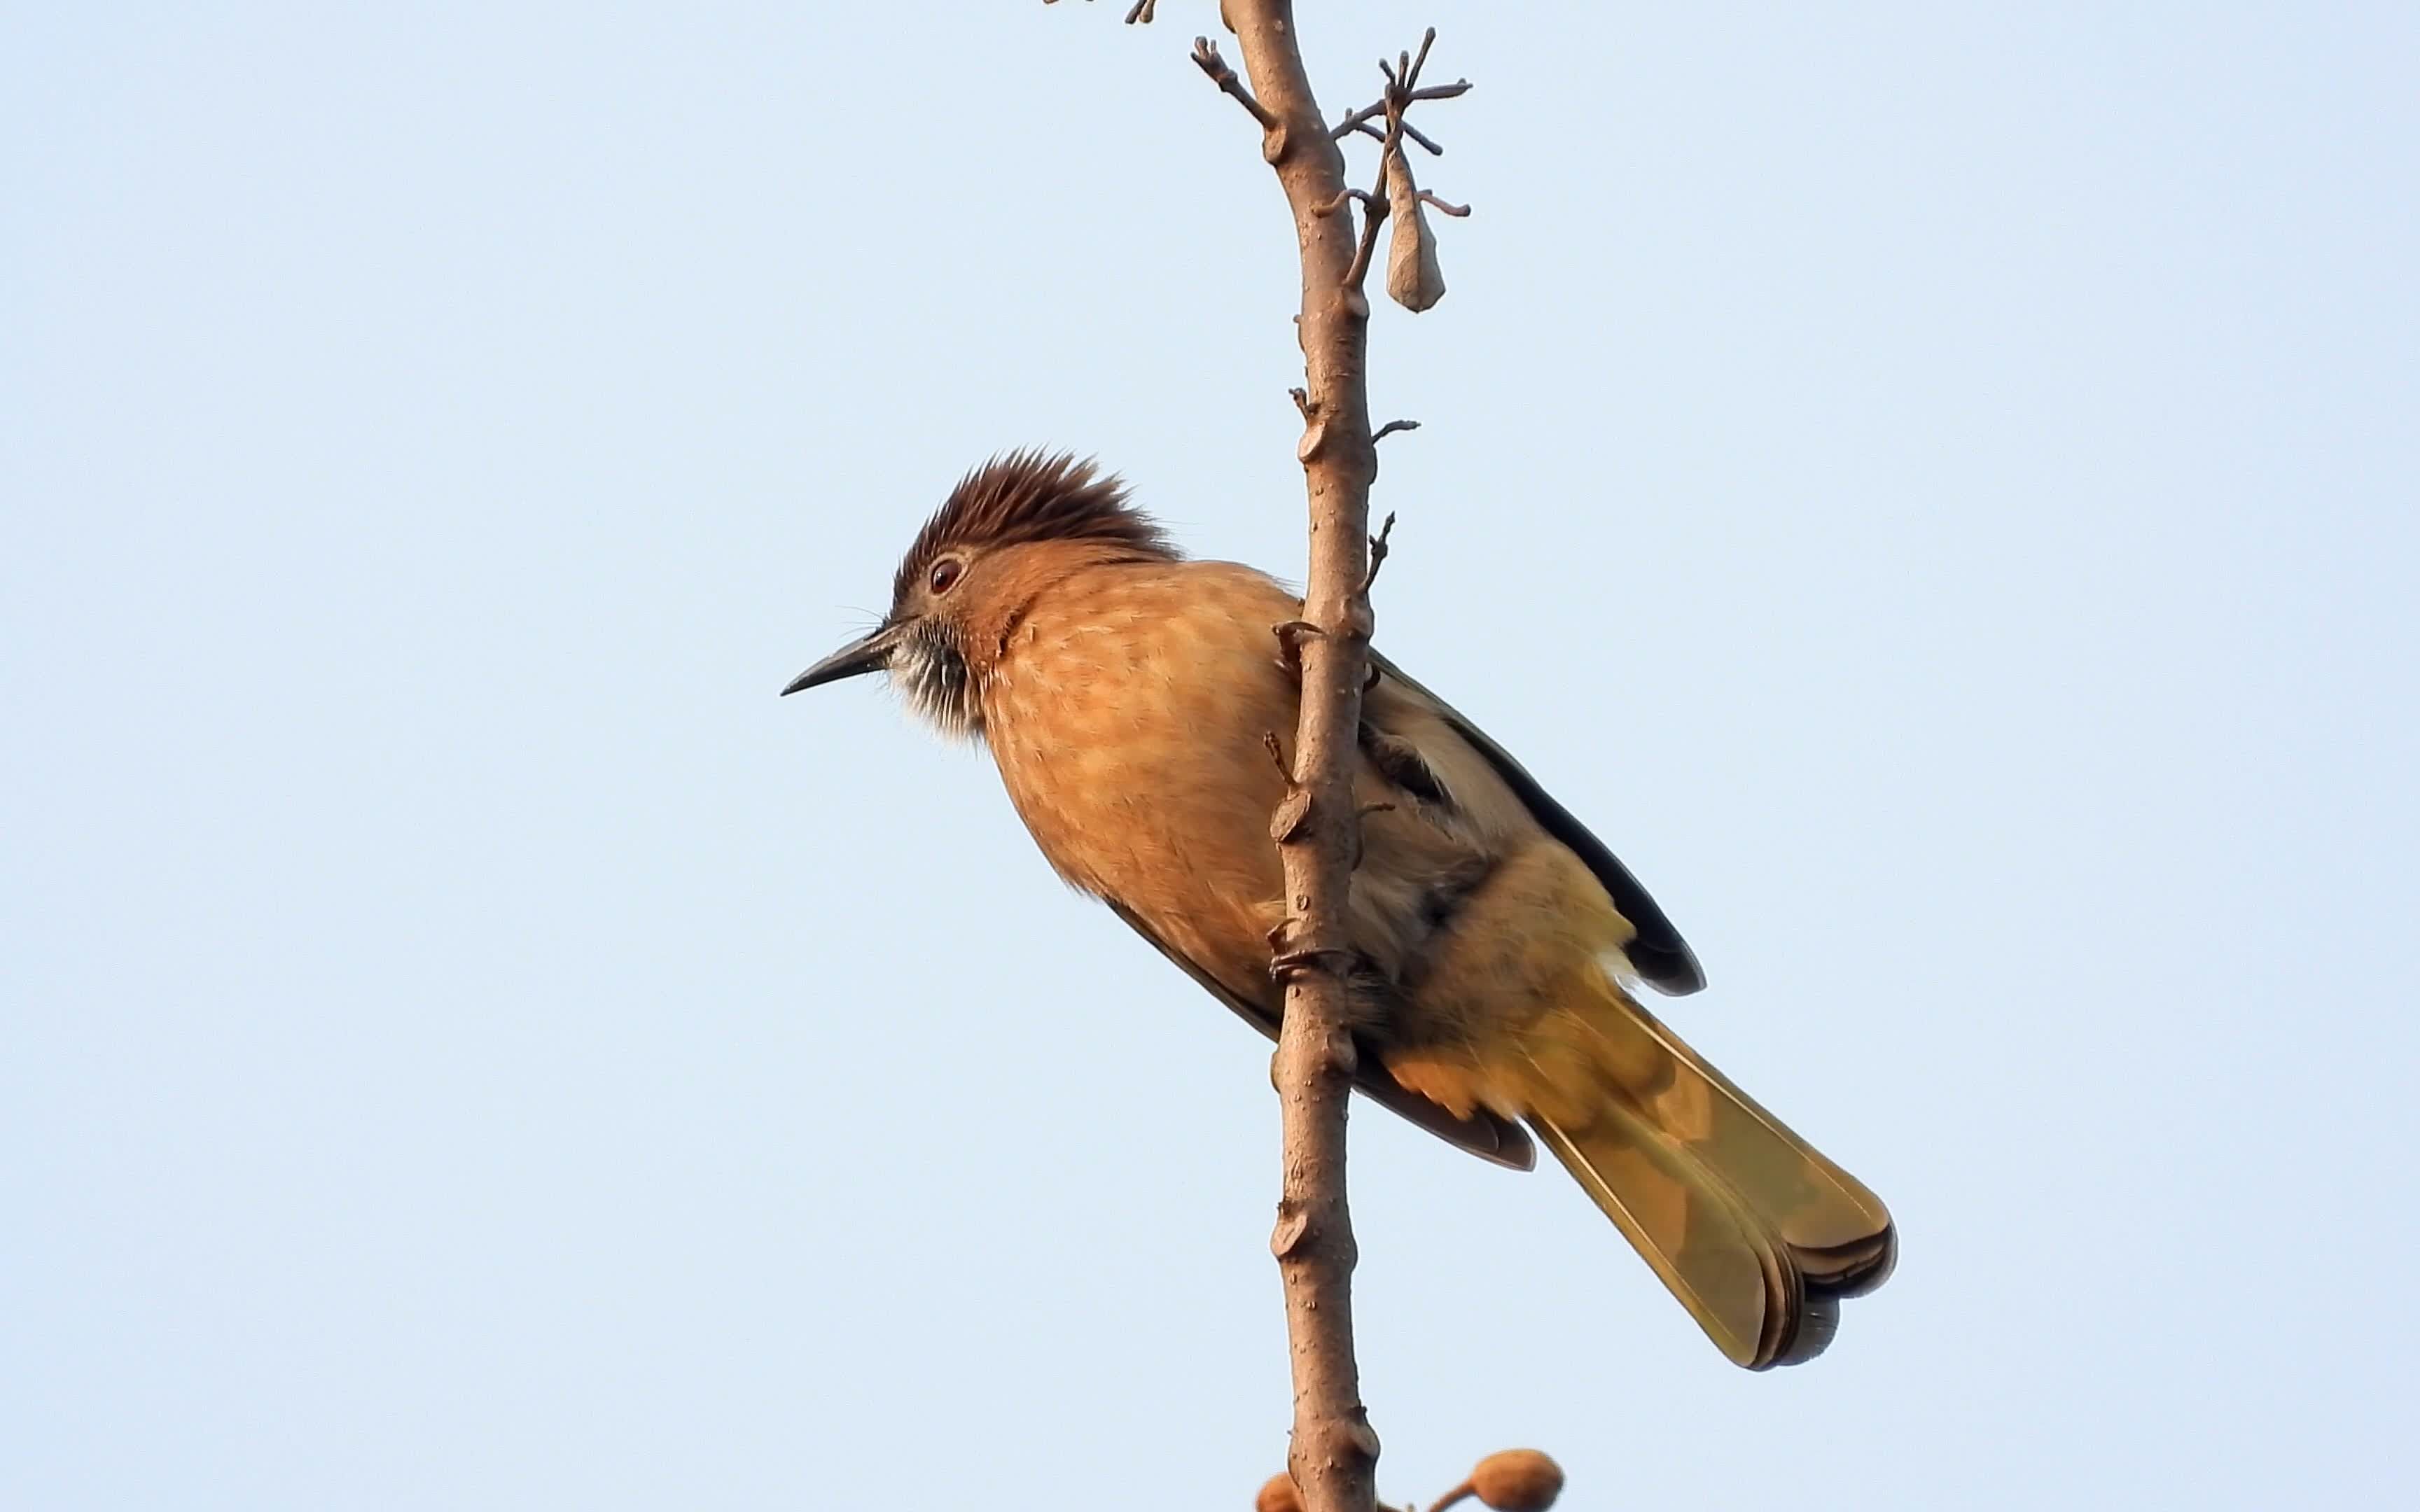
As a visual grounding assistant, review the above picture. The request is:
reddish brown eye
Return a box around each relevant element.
[929,559,963,594]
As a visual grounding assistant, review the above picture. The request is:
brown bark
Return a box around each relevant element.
[1219,6,1384,1512]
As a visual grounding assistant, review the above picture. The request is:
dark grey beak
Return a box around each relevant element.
[781,624,901,696]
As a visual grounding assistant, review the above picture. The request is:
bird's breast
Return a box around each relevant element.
[976,564,1305,986]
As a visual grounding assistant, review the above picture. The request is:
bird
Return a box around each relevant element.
[782,451,1895,1368]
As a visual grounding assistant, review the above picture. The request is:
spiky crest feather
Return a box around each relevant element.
[891,451,1178,612]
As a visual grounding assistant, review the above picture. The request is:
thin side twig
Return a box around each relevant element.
[1338,113,1445,156]
[1341,165,1392,293]
[1313,188,1384,218]
[1361,512,1398,591]
[1190,37,1280,136]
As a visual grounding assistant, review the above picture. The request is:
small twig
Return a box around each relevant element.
[1336,110,1446,157]
[1371,419,1419,443]
[1342,196,1389,291]
[1416,190,1470,218]
[1339,116,1401,294]
[1045,0,1157,22]
[1361,512,1398,591]
[1190,37,1280,135]
[1262,730,1293,783]
[1398,118,1445,157]
[1330,101,1383,136]
[1344,116,1445,156]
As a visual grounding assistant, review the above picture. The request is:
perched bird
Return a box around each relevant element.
[784,451,1895,1368]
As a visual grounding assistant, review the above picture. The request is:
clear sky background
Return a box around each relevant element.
[6,4,2416,1508]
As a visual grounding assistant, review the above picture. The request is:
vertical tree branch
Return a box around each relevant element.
[1218,6,1383,1512]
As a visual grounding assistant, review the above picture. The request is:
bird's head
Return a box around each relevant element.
[781,450,1178,736]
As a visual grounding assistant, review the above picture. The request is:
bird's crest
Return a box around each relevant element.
[893,451,1178,608]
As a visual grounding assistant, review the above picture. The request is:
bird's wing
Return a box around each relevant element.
[1368,650,1706,995]
[1104,899,1537,1171]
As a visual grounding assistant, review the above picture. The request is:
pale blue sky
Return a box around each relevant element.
[6,4,2416,1508]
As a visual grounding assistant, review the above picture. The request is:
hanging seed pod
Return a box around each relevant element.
[1384,141,1446,312]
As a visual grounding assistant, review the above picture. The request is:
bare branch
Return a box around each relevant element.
[1417,190,1471,218]
[1218,6,1412,1510]
[1372,419,1419,443]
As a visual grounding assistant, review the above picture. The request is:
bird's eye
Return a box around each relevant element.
[929,559,964,594]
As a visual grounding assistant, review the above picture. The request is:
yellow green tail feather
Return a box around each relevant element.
[1526,972,1896,1369]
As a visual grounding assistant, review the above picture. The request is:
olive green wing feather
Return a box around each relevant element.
[1369,650,1705,995]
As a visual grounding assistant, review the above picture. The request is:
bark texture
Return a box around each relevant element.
[1221,6,1384,1512]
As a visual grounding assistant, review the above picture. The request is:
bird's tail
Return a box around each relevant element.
[1517,967,1896,1369]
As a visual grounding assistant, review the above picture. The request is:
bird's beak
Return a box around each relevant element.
[781,623,903,696]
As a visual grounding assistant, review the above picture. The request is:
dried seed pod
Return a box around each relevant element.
[1384,142,1446,312]
[1255,1471,1305,1512]
[1469,1448,1564,1511]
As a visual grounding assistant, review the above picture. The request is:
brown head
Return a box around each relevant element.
[781,450,1180,736]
